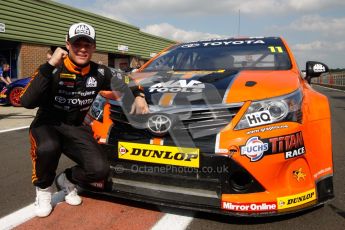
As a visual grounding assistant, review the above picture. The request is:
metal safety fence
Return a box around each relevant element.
[311,72,345,90]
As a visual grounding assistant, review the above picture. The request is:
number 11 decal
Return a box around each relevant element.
[268,46,283,53]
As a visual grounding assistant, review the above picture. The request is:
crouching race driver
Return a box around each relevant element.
[20,22,149,217]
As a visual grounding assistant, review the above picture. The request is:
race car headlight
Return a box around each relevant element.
[235,89,303,130]
[89,94,107,121]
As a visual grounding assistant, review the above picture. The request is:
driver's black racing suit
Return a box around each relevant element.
[21,57,141,189]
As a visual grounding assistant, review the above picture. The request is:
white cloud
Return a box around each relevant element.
[288,15,345,35]
[292,40,345,51]
[142,23,227,42]
[287,0,343,10]
[291,40,345,68]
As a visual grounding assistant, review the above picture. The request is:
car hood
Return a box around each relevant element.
[129,70,301,105]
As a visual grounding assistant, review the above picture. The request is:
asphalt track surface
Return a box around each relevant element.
[0,85,344,230]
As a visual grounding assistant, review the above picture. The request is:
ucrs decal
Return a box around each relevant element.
[245,111,272,127]
[149,80,205,93]
[240,136,269,162]
[222,201,277,212]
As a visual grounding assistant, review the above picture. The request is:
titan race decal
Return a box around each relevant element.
[118,141,200,168]
[269,131,305,159]
[240,131,305,162]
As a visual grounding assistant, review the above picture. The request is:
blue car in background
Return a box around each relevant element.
[0,77,31,106]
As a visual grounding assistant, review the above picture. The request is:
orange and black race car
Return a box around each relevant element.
[83,37,334,216]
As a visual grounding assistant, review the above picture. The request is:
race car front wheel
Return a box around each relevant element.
[9,86,24,107]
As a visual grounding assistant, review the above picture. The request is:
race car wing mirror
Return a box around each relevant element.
[305,61,329,83]
[306,61,329,78]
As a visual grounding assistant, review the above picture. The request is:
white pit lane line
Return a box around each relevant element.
[0,191,193,230]
[0,126,30,134]
[151,213,193,230]
[0,191,65,230]
[0,204,36,230]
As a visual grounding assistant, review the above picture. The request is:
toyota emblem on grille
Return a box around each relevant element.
[147,114,172,135]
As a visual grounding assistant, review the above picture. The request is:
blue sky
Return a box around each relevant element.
[54,0,345,69]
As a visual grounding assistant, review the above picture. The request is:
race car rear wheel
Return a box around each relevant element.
[9,86,24,107]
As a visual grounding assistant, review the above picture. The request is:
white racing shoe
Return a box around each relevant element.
[35,186,53,217]
[56,173,82,206]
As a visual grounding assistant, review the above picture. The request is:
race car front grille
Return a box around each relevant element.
[109,103,241,138]
[179,108,237,129]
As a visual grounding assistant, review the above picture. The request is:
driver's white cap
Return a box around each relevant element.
[67,22,96,44]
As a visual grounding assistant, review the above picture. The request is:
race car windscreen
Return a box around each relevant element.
[143,37,292,71]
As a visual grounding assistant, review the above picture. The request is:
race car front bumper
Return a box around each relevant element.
[79,144,334,216]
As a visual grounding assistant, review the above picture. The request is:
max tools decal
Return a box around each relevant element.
[149,80,205,93]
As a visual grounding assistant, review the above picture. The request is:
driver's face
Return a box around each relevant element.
[66,38,96,66]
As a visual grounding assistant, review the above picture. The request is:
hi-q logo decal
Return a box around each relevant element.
[245,110,272,127]
[86,77,97,87]
[240,136,269,162]
[75,24,91,35]
[149,80,205,93]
